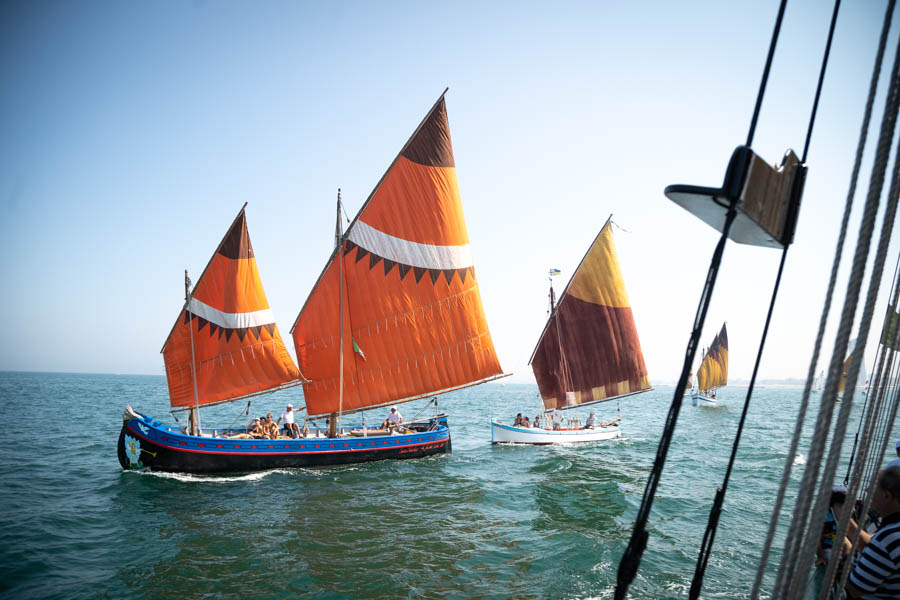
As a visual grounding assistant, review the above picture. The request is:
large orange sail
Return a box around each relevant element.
[529,218,651,410]
[291,94,503,417]
[697,323,728,392]
[162,208,301,409]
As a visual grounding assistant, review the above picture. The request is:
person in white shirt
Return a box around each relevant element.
[584,412,596,429]
[381,406,403,430]
[277,404,301,439]
[551,408,563,430]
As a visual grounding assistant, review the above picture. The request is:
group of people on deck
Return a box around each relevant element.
[228,404,306,440]
[816,442,900,599]
[513,409,612,430]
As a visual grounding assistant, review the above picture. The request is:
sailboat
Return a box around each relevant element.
[291,91,506,452]
[692,323,728,406]
[812,370,825,393]
[491,217,652,444]
[118,92,505,473]
[118,206,307,473]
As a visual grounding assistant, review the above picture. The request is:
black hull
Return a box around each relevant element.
[118,417,451,474]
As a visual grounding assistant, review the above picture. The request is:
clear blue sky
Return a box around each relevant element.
[1,0,897,384]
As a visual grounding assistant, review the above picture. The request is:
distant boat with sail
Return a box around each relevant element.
[491,217,652,444]
[118,92,506,473]
[812,370,824,393]
[692,323,728,407]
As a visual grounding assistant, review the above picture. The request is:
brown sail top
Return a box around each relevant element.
[697,323,728,392]
[529,218,651,410]
[162,208,301,409]
[291,94,503,417]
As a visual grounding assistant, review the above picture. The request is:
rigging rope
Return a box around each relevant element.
[750,1,896,595]
[689,2,841,597]
[773,23,900,598]
[616,2,790,597]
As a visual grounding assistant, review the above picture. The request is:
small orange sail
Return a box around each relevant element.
[162,208,300,409]
[291,93,503,417]
[697,323,728,393]
[529,218,651,410]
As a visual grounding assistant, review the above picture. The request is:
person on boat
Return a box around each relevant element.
[534,414,543,429]
[278,403,301,439]
[816,485,864,566]
[551,408,563,430]
[584,412,596,429]
[887,440,900,469]
[227,417,265,439]
[513,413,523,426]
[523,416,531,427]
[381,406,403,430]
[846,466,900,598]
[263,413,279,439]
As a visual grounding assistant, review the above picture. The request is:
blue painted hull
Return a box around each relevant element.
[118,412,451,474]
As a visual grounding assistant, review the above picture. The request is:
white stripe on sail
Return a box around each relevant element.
[348,220,473,270]
[188,298,275,330]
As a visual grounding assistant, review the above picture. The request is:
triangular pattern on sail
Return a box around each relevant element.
[529,220,651,410]
[290,96,503,417]
[697,323,728,392]
[162,209,300,409]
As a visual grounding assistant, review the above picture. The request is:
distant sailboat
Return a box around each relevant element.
[491,217,652,444]
[692,323,728,406]
[812,370,825,394]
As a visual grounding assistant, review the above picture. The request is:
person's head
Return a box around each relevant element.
[830,485,848,507]
[287,403,293,411]
[266,413,273,421]
[589,412,595,417]
[391,406,397,413]
[871,466,900,517]
[516,413,522,418]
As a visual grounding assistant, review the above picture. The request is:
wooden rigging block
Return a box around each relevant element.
[665,146,807,248]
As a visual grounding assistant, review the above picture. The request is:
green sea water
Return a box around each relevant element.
[0,371,886,599]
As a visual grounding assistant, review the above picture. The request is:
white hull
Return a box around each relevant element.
[490,419,621,445]
[692,392,717,407]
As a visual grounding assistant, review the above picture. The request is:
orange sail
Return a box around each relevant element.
[697,323,728,392]
[162,208,301,409]
[291,94,503,417]
[529,218,651,410]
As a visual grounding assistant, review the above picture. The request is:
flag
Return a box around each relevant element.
[548,268,561,277]
[882,302,899,350]
[352,338,366,360]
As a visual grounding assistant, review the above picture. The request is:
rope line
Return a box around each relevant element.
[746,0,788,148]
[689,3,840,596]
[614,203,738,600]
[750,1,896,594]
[777,27,900,598]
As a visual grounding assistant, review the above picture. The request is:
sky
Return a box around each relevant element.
[1,0,898,385]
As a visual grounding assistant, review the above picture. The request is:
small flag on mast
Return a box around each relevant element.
[549,268,561,277]
[352,338,366,360]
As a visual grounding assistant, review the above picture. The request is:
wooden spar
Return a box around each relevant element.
[185,269,201,435]
[290,88,451,334]
[305,372,513,418]
[335,189,345,438]
[168,380,305,412]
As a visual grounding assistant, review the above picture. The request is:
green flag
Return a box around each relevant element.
[352,338,366,360]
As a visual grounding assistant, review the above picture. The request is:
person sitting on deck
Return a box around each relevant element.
[227,418,264,439]
[584,412,596,429]
[381,406,403,430]
[846,467,900,599]
[523,416,531,427]
[535,414,543,429]
[278,403,301,439]
[513,413,523,426]
[263,413,279,439]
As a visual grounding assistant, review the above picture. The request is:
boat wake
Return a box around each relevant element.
[130,468,293,483]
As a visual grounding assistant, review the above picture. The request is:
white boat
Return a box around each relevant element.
[491,418,621,444]
[491,217,652,445]
[692,323,728,407]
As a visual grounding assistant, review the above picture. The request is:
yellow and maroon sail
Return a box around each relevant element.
[291,93,503,417]
[529,218,651,410]
[162,207,301,409]
[697,323,728,393]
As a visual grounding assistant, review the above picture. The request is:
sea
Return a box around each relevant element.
[0,371,892,599]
